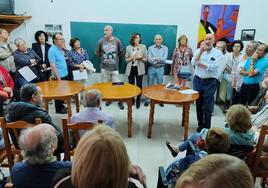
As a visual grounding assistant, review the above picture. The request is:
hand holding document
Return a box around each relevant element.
[18,66,37,82]
[72,69,88,80]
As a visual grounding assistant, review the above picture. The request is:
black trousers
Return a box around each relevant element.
[231,88,240,105]
[240,83,259,106]
[0,89,20,116]
[128,66,143,105]
[55,75,69,111]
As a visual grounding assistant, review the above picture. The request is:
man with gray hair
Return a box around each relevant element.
[11,124,71,188]
[71,89,115,129]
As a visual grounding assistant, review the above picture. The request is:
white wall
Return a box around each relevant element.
[12,0,268,51]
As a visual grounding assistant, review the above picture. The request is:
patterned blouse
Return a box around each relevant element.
[67,48,89,68]
[172,46,193,74]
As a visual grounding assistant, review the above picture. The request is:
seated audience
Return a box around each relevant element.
[32,30,51,81]
[175,154,254,188]
[165,128,229,185]
[247,77,268,114]
[0,28,16,80]
[11,124,71,188]
[7,83,64,155]
[52,125,146,188]
[13,38,41,87]
[0,65,20,116]
[70,89,115,129]
[166,104,254,157]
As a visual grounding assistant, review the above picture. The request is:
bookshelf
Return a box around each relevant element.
[0,15,31,32]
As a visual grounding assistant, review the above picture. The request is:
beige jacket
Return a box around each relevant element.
[0,41,16,72]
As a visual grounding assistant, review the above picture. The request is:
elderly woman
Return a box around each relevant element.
[125,33,147,109]
[171,34,193,86]
[32,30,51,81]
[13,38,41,88]
[52,126,147,188]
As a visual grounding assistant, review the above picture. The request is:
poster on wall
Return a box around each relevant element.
[198,4,240,47]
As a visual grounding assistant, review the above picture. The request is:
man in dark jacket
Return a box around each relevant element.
[7,83,63,156]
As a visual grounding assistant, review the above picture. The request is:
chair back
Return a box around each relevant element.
[62,118,95,160]
[0,117,41,171]
[251,125,268,181]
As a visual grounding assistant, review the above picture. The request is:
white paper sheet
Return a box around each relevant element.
[18,66,37,82]
[72,69,88,80]
[179,89,199,94]
[164,60,173,64]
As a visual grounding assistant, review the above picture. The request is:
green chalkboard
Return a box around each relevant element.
[70,22,177,74]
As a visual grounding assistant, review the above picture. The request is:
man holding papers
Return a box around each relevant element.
[191,34,223,131]
[48,33,68,114]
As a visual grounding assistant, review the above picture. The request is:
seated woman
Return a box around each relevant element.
[166,104,254,157]
[13,38,41,88]
[165,128,229,185]
[0,65,19,116]
[52,125,146,188]
[175,154,254,188]
[32,30,51,81]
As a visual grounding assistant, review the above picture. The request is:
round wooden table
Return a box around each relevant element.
[37,80,84,118]
[87,82,141,138]
[143,85,199,140]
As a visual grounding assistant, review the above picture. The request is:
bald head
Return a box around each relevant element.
[85,89,101,107]
[19,124,58,164]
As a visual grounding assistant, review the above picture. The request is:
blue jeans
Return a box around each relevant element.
[193,76,217,129]
[147,66,164,86]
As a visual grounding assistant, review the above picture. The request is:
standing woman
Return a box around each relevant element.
[32,30,51,81]
[171,35,193,86]
[125,33,147,109]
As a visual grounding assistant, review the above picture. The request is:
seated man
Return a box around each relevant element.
[11,124,71,188]
[7,83,63,155]
[70,89,115,129]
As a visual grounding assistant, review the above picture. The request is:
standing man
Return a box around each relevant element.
[144,34,168,107]
[191,34,223,131]
[95,25,124,110]
[48,33,68,114]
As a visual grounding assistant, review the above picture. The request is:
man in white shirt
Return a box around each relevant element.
[191,34,223,131]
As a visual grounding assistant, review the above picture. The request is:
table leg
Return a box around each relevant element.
[66,97,72,118]
[44,99,49,113]
[182,103,190,140]
[147,100,155,138]
[127,99,132,138]
[75,94,80,113]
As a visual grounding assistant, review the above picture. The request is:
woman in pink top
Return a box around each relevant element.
[171,35,193,86]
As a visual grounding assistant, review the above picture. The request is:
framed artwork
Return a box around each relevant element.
[197,4,240,47]
[241,29,256,41]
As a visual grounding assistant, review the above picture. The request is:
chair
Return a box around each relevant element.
[249,125,268,187]
[0,117,41,171]
[62,118,95,160]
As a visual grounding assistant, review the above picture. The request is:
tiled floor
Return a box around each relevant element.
[50,100,226,188]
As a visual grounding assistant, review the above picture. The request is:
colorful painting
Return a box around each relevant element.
[198,4,240,47]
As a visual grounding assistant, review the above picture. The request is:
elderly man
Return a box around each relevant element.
[144,34,168,107]
[11,124,71,188]
[7,83,64,156]
[240,43,268,105]
[48,32,68,114]
[95,25,124,110]
[191,34,223,131]
[71,89,115,129]
[13,38,41,87]
[0,28,16,77]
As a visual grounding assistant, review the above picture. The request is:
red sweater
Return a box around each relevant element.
[0,66,14,98]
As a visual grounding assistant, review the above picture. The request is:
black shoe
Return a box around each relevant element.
[136,103,140,109]
[105,101,112,106]
[196,127,203,133]
[56,108,67,114]
[144,101,149,107]
[118,102,124,110]
[159,104,164,107]
[166,141,178,157]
